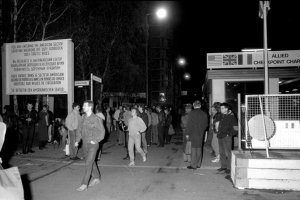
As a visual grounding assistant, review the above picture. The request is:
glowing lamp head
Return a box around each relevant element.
[156,8,167,20]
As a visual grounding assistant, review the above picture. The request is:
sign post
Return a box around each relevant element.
[90,73,102,101]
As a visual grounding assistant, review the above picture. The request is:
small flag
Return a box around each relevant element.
[207,55,222,66]
[223,55,237,65]
[259,1,271,19]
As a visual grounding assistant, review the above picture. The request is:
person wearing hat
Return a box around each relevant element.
[185,100,208,169]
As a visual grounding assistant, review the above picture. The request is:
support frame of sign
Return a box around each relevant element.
[2,39,74,113]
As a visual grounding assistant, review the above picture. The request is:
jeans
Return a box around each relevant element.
[218,135,232,169]
[211,133,219,156]
[128,134,145,163]
[146,126,152,144]
[158,125,165,146]
[151,125,158,144]
[68,130,77,158]
[141,132,147,154]
[82,143,100,185]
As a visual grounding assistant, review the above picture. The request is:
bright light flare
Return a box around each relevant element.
[183,73,191,80]
[178,57,186,66]
[156,8,167,20]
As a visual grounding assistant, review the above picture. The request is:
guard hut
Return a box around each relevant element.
[206,50,300,191]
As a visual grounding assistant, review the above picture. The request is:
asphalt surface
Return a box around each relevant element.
[5,131,300,200]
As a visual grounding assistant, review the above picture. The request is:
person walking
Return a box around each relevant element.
[75,100,105,191]
[186,100,208,170]
[217,103,238,174]
[37,105,49,150]
[127,107,147,166]
[18,102,37,155]
[65,102,82,160]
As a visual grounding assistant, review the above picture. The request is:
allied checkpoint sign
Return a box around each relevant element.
[207,50,300,69]
[3,39,72,95]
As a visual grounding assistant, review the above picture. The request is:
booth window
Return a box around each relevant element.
[225,81,264,114]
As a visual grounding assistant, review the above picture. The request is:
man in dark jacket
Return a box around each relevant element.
[186,100,208,169]
[75,100,105,191]
[156,105,166,147]
[18,102,37,154]
[217,102,238,174]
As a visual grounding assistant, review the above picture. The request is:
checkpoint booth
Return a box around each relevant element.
[206,50,300,191]
[206,50,300,149]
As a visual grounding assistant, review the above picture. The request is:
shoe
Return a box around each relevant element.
[70,156,80,160]
[128,162,135,166]
[142,155,147,162]
[28,149,35,153]
[225,169,231,174]
[211,155,220,163]
[89,178,100,187]
[76,184,87,192]
[187,166,196,170]
[123,156,130,160]
[217,167,227,172]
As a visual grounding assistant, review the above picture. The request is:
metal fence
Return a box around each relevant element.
[245,94,300,149]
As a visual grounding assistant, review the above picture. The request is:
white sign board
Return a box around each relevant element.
[3,39,71,95]
[92,75,102,83]
[207,50,300,69]
[75,80,89,86]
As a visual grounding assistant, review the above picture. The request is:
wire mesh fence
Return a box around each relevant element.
[245,94,300,149]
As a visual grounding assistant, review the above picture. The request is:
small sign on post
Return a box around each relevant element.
[75,80,89,87]
[92,75,102,83]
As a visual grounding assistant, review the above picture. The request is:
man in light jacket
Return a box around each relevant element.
[65,102,82,160]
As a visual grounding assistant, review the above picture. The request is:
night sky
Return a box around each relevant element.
[169,1,300,93]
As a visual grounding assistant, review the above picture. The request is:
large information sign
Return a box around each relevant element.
[3,39,71,95]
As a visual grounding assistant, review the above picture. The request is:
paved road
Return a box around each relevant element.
[7,132,300,200]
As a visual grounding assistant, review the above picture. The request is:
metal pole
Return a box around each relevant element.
[263,2,269,95]
[237,93,242,151]
[145,14,149,106]
[258,95,270,158]
[90,73,93,101]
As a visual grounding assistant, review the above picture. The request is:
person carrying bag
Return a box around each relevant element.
[0,122,24,200]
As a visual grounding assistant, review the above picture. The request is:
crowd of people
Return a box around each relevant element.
[0,99,238,191]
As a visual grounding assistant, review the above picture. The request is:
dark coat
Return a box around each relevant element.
[185,108,208,148]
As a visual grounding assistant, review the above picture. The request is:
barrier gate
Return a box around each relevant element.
[245,94,300,149]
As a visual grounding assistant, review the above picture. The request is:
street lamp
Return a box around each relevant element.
[177,57,187,67]
[183,72,191,81]
[146,7,168,106]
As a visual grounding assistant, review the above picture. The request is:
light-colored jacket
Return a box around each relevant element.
[128,116,146,136]
[65,110,82,131]
[151,112,159,126]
